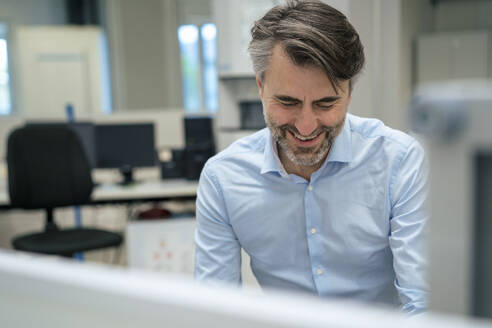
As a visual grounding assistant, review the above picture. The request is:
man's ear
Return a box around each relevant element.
[256,75,264,101]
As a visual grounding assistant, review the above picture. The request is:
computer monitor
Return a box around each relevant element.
[474,152,492,318]
[184,116,215,180]
[184,116,215,150]
[95,123,156,184]
[25,121,96,168]
[0,249,485,328]
[240,100,266,130]
[410,80,492,318]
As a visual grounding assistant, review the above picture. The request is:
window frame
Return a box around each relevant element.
[178,15,218,115]
[0,20,14,116]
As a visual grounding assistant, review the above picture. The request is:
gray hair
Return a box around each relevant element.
[248,0,365,92]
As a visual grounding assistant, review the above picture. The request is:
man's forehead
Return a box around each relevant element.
[265,43,347,95]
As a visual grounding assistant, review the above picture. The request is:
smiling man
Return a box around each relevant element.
[194,0,428,314]
[259,44,351,181]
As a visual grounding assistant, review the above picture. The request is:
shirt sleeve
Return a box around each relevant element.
[389,140,429,314]
[194,163,242,285]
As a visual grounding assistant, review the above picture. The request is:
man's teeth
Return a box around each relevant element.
[295,134,318,141]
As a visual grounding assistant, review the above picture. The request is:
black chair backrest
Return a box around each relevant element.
[7,125,94,209]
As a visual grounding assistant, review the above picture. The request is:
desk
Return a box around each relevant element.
[0,179,198,210]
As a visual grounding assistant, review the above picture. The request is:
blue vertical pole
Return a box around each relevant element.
[66,103,84,261]
[66,103,75,122]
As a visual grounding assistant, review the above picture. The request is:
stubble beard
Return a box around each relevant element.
[264,111,345,167]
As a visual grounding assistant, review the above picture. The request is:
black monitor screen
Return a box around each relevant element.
[95,123,155,169]
[184,116,214,149]
[240,101,266,130]
[25,122,96,168]
[473,152,492,318]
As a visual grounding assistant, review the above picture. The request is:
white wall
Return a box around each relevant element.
[103,0,182,111]
[348,0,434,132]
[435,0,492,31]
[433,0,492,79]
[0,0,66,25]
[0,0,67,115]
[177,0,212,25]
[15,26,110,119]
[399,0,434,129]
[347,0,385,121]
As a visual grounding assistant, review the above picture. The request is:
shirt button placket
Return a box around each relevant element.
[305,182,323,290]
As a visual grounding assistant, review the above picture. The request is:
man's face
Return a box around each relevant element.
[257,44,351,167]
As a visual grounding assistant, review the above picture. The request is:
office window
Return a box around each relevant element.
[201,23,218,112]
[0,23,11,115]
[178,23,218,114]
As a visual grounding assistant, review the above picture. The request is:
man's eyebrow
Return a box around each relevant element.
[314,96,341,103]
[273,95,341,103]
[274,95,301,102]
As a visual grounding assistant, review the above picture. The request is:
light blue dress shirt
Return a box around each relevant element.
[194,113,429,314]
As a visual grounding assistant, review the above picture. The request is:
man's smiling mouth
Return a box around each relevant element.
[287,130,323,146]
[293,133,320,141]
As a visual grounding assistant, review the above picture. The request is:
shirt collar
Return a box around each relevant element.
[260,116,352,176]
[324,115,352,164]
[261,130,289,177]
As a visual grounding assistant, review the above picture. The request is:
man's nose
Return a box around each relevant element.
[295,107,318,136]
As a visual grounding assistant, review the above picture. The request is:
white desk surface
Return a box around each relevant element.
[92,179,198,201]
[0,179,198,208]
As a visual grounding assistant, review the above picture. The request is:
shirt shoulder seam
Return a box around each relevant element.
[202,163,232,223]
[206,135,266,166]
[350,126,414,151]
[388,139,417,211]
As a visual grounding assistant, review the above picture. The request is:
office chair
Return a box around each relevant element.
[7,125,123,257]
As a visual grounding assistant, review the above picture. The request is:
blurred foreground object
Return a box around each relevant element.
[0,249,491,328]
[411,80,492,317]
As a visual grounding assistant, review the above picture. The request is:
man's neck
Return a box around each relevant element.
[278,146,327,182]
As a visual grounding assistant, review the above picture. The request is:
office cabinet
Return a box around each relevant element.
[16,26,111,119]
[212,0,279,78]
[417,31,489,84]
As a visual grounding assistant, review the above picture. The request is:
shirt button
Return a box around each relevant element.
[310,228,317,234]
[316,269,323,275]
[308,185,313,191]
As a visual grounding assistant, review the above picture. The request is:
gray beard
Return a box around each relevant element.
[265,112,345,167]
[277,134,332,166]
